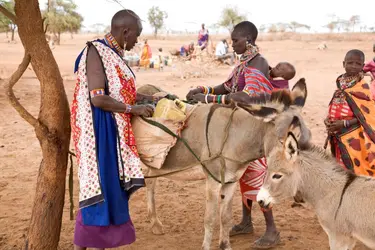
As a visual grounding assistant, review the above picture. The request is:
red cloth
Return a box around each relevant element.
[364,59,375,78]
[270,79,289,89]
[328,91,354,166]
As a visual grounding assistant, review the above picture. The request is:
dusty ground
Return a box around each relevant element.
[0,33,374,250]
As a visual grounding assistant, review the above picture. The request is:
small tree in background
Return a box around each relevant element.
[325,21,337,33]
[289,21,310,32]
[349,15,360,32]
[218,6,246,33]
[147,6,167,38]
[43,0,83,45]
[268,24,278,33]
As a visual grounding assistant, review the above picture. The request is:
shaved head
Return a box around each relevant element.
[110,9,142,51]
[345,49,365,62]
[111,9,140,31]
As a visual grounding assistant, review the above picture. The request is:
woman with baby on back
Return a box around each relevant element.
[187,20,280,249]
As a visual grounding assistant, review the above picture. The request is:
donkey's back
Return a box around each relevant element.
[336,176,375,249]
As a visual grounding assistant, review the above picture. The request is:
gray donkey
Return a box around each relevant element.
[257,117,375,250]
[137,79,311,249]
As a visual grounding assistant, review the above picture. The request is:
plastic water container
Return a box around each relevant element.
[153,98,187,122]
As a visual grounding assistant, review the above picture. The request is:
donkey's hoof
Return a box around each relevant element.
[151,220,165,235]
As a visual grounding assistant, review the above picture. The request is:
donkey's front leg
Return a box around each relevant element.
[202,176,221,250]
[323,226,356,250]
[145,175,164,235]
[218,182,237,250]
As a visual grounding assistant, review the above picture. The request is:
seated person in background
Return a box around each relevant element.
[180,42,195,60]
[215,39,234,65]
[269,62,296,89]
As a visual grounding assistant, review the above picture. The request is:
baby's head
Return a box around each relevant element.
[158,48,163,52]
[270,62,296,80]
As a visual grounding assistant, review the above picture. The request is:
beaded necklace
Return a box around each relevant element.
[104,32,124,57]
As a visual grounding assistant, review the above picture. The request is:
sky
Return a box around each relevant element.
[38,0,375,34]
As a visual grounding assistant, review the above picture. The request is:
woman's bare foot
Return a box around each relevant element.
[229,221,254,236]
[252,231,281,249]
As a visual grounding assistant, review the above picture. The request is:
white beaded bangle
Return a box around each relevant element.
[125,104,132,113]
[205,94,209,104]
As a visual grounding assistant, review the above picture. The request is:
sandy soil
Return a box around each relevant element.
[0,33,373,250]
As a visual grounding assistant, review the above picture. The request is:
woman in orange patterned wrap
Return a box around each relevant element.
[325,49,375,177]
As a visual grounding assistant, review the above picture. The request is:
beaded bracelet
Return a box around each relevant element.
[90,88,105,98]
[198,86,214,94]
[125,104,132,113]
[205,94,209,104]
[344,120,350,128]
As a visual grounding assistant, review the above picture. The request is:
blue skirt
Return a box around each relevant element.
[74,107,135,247]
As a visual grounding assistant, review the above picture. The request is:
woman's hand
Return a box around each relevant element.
[191,93,206,103]
[186,87,203,100]
[326,120,345,133]
[130,104,155,117]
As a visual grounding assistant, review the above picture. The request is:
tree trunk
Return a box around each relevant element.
[154,27,157,38]
[57,32,61,45]
[14,0,71,249]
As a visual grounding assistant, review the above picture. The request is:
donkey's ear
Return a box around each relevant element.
[284,132,299,161]
[237,103,279,122]
[291,78,307,107]
[288,116,302,141]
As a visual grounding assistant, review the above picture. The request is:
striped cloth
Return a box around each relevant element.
[239,157,268,203]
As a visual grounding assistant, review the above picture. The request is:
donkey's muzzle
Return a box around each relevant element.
[258,200,265,208]
[258,200,271,209]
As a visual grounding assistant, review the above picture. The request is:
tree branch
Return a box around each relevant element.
[0,4,16,23]
[4,53,41,128]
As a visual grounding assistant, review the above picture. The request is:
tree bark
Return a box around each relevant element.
[12,0,71,249]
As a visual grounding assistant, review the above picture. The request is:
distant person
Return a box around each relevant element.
[215,39,234,65]
[139,39,152,69]
[180,42,195,59]
[269,62,296,89]
[198,23,209,50]
[158,48,164,71]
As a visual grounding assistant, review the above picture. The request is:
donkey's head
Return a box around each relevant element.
[256,116,304,209]
[237,78,311,153]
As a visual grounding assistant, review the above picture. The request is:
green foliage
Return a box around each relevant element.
[0,1,14,32]
[147,6,167,37]
[0,0,15,38]
[218,6,247,32]
[43,0,83,44]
